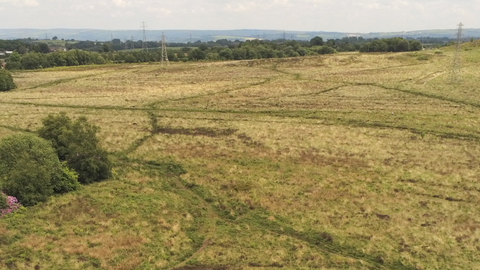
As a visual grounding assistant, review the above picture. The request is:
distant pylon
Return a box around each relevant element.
[161,32,169,66]
[141,22,148,51]
[131,36,135,50]
[449,22,464,84]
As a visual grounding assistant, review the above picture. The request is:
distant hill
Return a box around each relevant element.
[1,28,480,42]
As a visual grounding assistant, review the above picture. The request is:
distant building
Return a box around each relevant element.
[5,51,13,54]
[51,47,67,52]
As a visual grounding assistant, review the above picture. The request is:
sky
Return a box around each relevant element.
[0,0,479,32]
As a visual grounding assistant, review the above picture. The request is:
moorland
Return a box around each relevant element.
[1,41,480,270]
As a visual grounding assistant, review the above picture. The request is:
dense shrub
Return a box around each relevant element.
[21,51,48,69]
[318,46,336,55]
[0,193,8,209]
[5,61,22,70]
[51,162,81,193]
[0,69,16,91]
[0,134,61,206]
[38,113,112,184]
[37,112,72,160]
[359,37,423,53]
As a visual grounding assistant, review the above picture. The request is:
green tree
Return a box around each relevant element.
[0,134,59,206]
[21,52,47,69]
[51,162,80,194]
[9,51,21,62]
[310,36,325,46]
[219,48,234,60]
[37,112,72,160]
[167,50,179,62]
[16,45,27,55]
[47,51,68,67]
[388,38,410,52]
[189,48,206,61]
[125,54,137,63]
[283,46,300,57]
[199,43,209,51]
[32,43,50,53]
[102,43,111,53]
[317,46,336,55]
[326,39,335,47]
[409,40,423,51]
[180,47,192,53]
[0,69,16,91]
[371,40,388,52]
[206,52,221,61]
[38,113,112,184]
[0,193,8,209]
[359,42,371,52]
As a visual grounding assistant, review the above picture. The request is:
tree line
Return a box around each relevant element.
[0,39,50,54]
[1,36,426,70]
[359,37,423,52]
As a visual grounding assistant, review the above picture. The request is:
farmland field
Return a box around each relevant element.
[1,43,480,269]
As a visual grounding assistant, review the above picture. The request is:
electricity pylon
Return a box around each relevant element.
[161,32,169,66]
[141,22,148,51]
[449,22,463,84]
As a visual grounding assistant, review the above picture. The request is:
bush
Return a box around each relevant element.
[125,54,137,63]
[38,113,112,184]
[0,193,8,209]
[0,69,16,91]
[317,46,336,55]
[51,162,81,193]
[37,112,72,160]
[0,134,60,206]
[5,61,22,70]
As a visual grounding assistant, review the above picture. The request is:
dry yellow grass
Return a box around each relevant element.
[1,46,480,269]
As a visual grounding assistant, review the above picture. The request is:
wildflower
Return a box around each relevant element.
[0,192,22,218]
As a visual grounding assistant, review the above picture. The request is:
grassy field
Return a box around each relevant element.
[1,42,480,270]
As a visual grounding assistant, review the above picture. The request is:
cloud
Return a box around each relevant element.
[112,0,131,8]
[224,2,257,12]
[1,0,480,32]
[0,0,39,7]
[145,7,172,15]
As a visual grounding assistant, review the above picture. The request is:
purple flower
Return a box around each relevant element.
[0,192,22,218]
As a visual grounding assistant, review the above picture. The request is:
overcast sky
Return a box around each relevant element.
[0,0,478,32]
